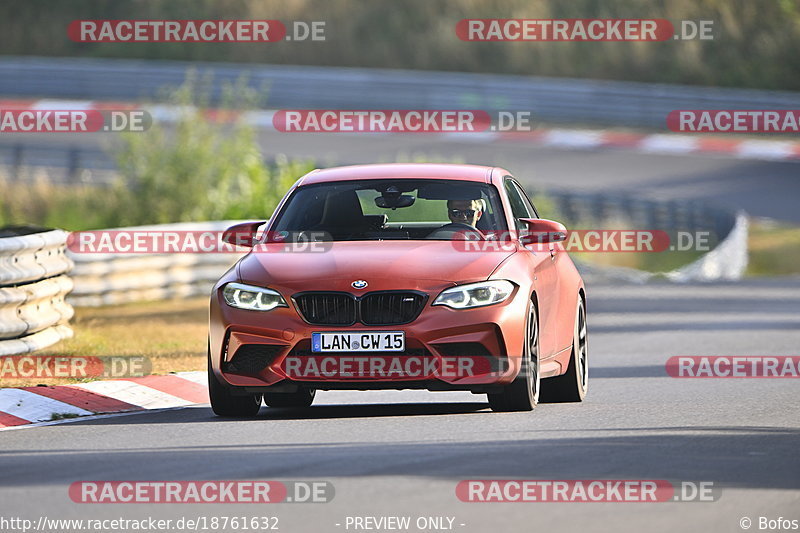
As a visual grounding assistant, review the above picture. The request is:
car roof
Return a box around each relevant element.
[298,163,508,186]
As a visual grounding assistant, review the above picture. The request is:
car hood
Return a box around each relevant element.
[237,240,516,292]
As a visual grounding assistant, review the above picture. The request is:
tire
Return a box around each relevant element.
[488,299,540,412]
[208,350,262,417]
[263,388,316,408]
[540,295,588,403]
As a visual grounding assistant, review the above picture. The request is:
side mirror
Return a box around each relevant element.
[221,221,266,247]
[519,218,568,245]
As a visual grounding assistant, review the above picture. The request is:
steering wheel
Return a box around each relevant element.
[426,222,483,240]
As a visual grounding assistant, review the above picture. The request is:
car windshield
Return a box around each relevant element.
[270,179,508,241]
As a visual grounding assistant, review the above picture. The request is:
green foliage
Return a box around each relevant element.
[526,188,564,223]
[113,73,312,226]
[0,75,313,231]
[0,179,126,231]
[49,412,80,421]
[747,220,800,276]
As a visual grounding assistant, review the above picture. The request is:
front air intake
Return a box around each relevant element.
[225,344,285,375]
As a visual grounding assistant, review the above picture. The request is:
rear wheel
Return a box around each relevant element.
[208,350,262,417]
[488,300,540,412]
[263,388,316,408]
[540,296,588,403]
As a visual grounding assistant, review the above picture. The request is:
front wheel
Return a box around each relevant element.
[540,296,588,403]
[208,352,262,417]
[488,300,540,412]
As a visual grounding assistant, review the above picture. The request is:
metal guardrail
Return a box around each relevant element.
[573,211,749,284]
[0,143,117,184]
[546,190,748,282]
[1,56,799,129]
[0,227,74,355]
[1,57,798,179]
[547,190,737,239]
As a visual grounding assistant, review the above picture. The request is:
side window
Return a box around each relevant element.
[513,181,539,218]
[504,178,531,231]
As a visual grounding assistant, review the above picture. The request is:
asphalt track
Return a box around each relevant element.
[1,279,798,533]
[4,129,800,221]
[250,131,800,222]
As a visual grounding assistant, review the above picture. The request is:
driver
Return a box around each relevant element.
[447,198,485,228]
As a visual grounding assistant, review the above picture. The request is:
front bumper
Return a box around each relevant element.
[209,282,529,393]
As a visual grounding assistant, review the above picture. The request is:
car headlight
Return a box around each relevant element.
[433,280,515,309]
[222,282,288,311]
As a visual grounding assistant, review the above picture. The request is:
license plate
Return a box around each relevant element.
[311,331,405,352]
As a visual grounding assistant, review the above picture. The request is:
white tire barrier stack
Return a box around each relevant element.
[0,228,74,356]
[66,221,248,307]
[666,212,749,282]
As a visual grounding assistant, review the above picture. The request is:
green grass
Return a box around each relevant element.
[0,298,208,388]
[49,412,81,421]
[746,220,800,276]
[571,249,706,273]
[571,218,800,276]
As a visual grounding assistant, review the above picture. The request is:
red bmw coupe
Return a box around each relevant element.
[208,163,587,415]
